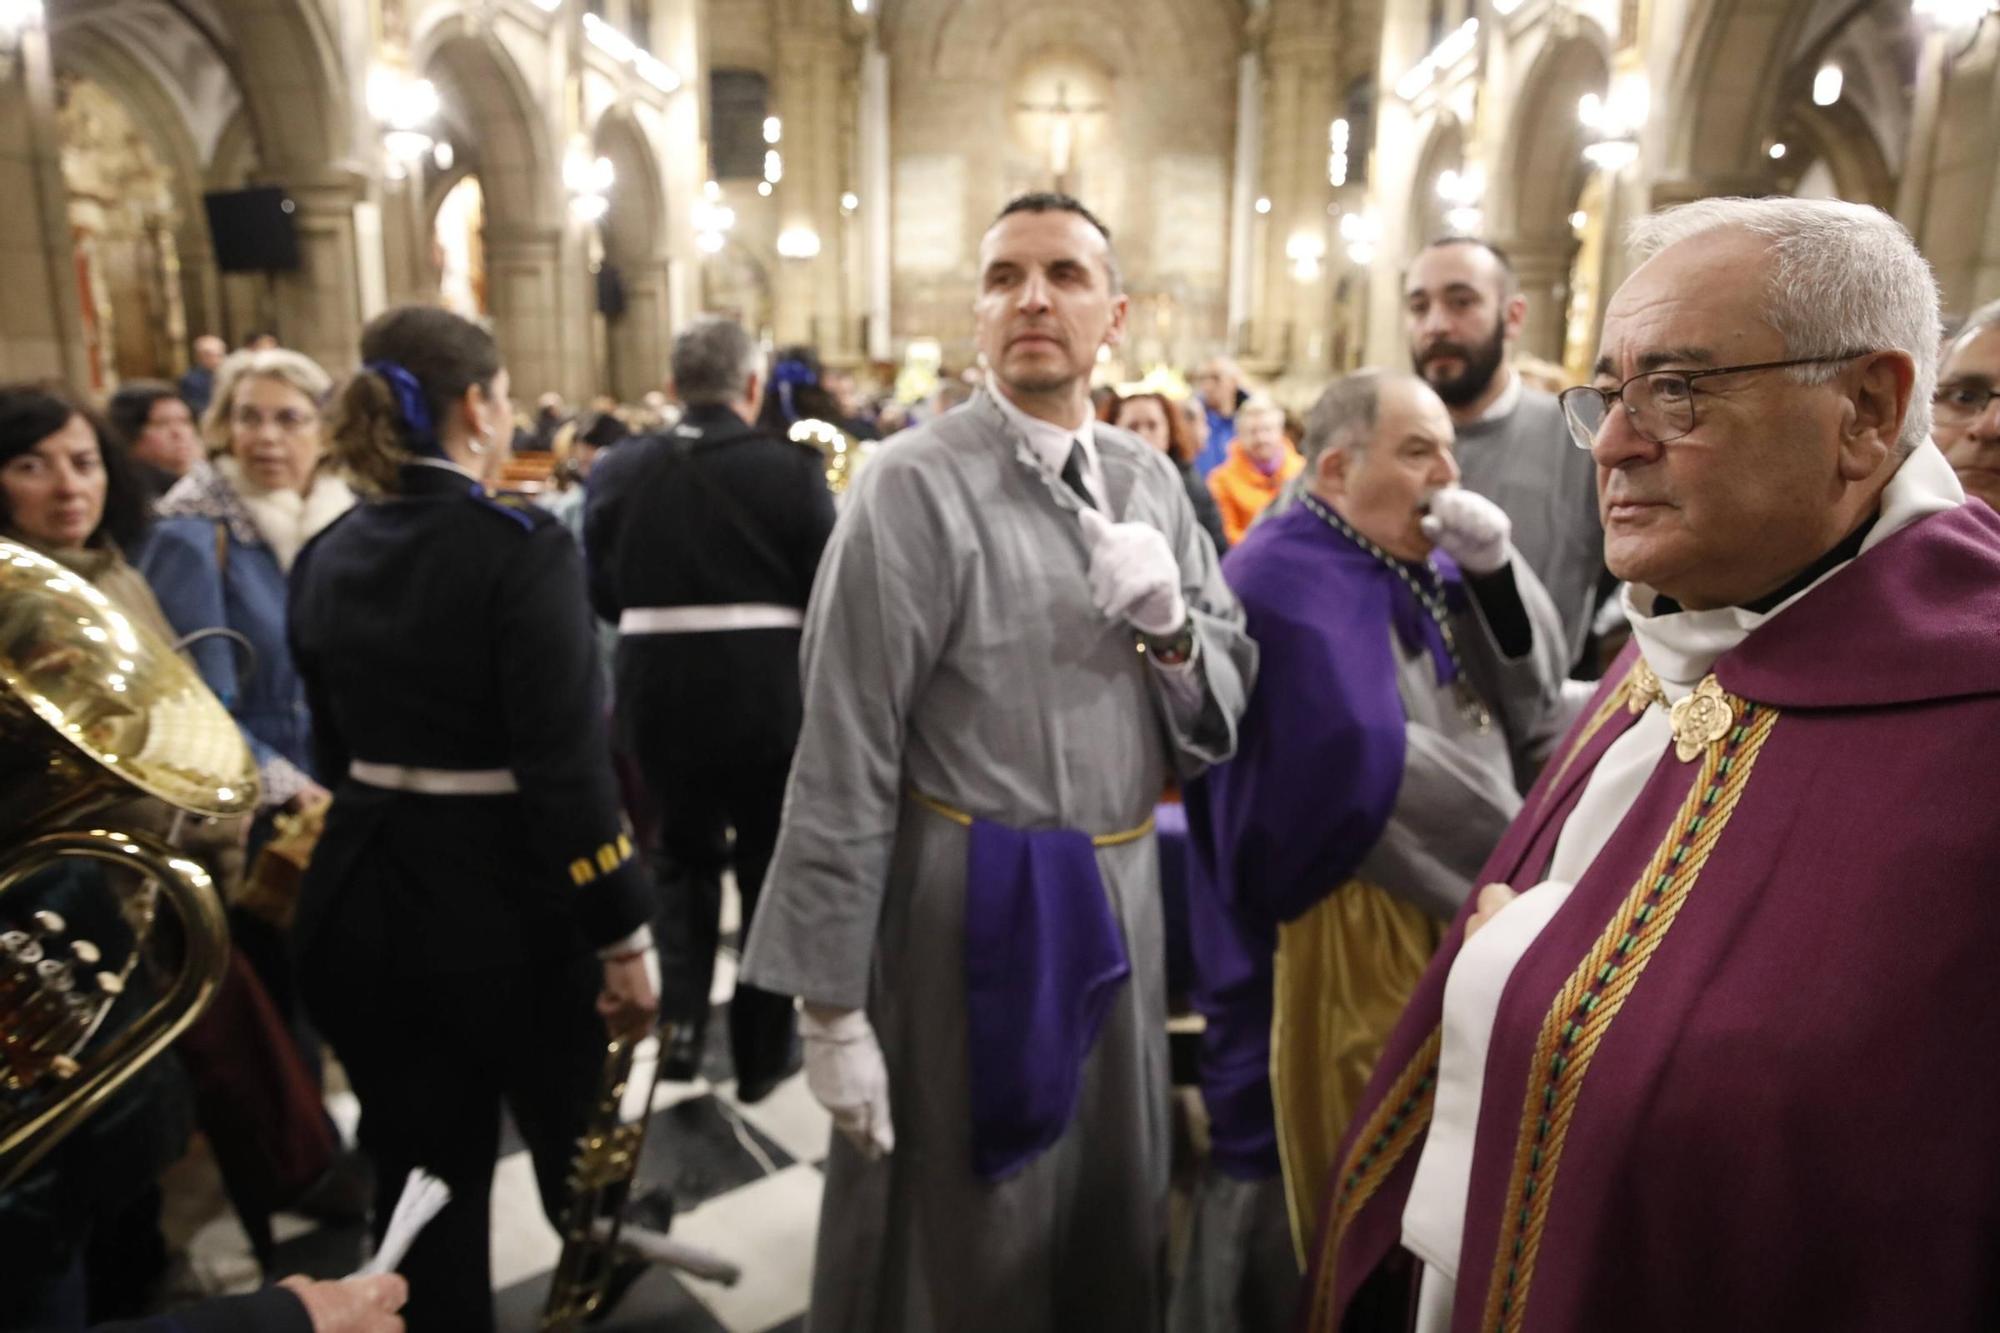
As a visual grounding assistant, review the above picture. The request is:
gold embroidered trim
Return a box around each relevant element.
[1301,1027,1446,1332]
[1478,697,1779,1332]
[906,786,1156,848]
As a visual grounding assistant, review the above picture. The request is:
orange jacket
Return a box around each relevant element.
[1208,441,1304,546]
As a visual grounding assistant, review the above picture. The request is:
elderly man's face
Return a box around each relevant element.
[1324,378,1459,562]
[1237,408,1288,471]
[1589,229,1903,609]
[1935,325,2000,510]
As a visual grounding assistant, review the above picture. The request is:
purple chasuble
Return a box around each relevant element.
[963,817,1131,1182]
[1307,501,2000,1333]
[1183,503,1459,1179]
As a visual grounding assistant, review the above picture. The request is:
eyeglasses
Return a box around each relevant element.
[1557,352,1873,452]
[230,408,319,435]
[1934,381,2000,423]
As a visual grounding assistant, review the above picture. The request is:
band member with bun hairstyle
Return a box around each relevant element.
[288,305,658,1330]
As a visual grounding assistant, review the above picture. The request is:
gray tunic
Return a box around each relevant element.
[739,390,1257,1333]
[1449,388,1603,669]
[1360,554,1572,919]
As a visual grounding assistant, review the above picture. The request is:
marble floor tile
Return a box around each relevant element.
[672,1163,823,1333]
[717,1072,830,1167]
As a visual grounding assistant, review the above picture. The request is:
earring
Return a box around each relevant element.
[467,430,489,458]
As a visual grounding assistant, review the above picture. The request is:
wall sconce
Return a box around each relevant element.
[565,142,615,223]
[776,227,822,259]
[1436,165,1485,235]
[1286,230,1327,282]
[1339,210,1382,266]
[368,65,444,178]
[1579,72,1648,172]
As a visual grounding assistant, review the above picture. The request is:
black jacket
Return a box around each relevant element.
[583,405,836,759]
[583,403,835,622]
[287,462,650,952]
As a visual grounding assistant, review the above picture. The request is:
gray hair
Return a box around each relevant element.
[1236,393,1285,427]
[204,348,333,450]
[1947,299,2000,358]
[1628,197,1940,456]
[1302,371,1391,465]
[671,316,764,405]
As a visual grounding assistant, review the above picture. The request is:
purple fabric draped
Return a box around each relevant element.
[1309,501,2000,1332]
[1181,503,1451,1180]
[963,817,1132,1182]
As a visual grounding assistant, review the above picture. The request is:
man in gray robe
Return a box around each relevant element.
[740,192,1256,1333]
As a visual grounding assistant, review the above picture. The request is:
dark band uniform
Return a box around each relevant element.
[584,402,836,1095]
[288,460,650,1331]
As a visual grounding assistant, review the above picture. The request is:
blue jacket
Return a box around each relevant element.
[138,462,321,805]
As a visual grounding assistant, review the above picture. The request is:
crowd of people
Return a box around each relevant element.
[2,184,1999,1333]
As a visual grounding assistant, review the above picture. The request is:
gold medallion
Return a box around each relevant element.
[1668,675,1735,762]
[1627,659,1665,715]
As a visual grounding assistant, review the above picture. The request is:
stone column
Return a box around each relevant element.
[652,0,709,334]
[773,7,852,353]
[1492,237,1573,364]
[1226,47,1262,353]
[1256,12,1338,379]
[0,25,88,382]
[260,171,368,375]
[608,256,672,400]
[484,227,570,401]
[859,42,891,361]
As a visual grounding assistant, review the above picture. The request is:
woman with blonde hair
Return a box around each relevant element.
[140,347,353,815]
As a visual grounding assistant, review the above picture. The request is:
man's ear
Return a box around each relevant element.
[743,369,765,411]
[1502,292,1528,345]
[1839,349,1914,481]
[1315,445,1351,498]
[1102,292,1130,350]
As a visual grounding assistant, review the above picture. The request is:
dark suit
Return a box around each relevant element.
[288,461,650,1331]
[584,404,835,1092]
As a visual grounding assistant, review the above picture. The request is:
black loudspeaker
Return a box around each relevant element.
[596,262,628,320]
[203,187,302,274]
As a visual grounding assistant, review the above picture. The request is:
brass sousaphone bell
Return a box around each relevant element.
[0,539,257,1189]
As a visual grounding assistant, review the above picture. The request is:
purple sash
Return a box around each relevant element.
[963,818,1132,1181]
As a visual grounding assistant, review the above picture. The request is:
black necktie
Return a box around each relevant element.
[1059,440,1095,510]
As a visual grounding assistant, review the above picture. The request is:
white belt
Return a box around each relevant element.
[619,604,805,634]
[348,761,520,795]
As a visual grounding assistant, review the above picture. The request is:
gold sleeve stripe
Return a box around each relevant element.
[569,858,595,887]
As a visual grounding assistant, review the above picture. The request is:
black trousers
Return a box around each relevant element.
[298,795,605,1332]
[635,741,796,1088]
[308,950,602,1331]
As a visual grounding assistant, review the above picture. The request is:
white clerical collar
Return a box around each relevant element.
[1471,366,1523,424]
[986,373,1104,507]
[1624,441,1965,696]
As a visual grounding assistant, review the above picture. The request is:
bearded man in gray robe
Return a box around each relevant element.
[741,192,1257,1332]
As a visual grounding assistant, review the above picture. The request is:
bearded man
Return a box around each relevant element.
[1406,239,1604,668]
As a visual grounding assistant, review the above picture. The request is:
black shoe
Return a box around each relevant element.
[733,1050,802,1106]
[656,1022,704,1084]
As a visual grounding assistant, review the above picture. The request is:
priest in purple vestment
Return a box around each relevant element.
[1175,372,1569,1333]
[1306,196,2000,1333]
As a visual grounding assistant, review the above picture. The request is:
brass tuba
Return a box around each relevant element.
[0,538,257,1189]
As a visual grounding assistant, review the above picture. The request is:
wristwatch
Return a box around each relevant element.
[1140,623,1196,666]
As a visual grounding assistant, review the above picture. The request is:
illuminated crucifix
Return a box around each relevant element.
[1016,80,1105,193]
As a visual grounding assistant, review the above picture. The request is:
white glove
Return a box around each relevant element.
[1078,507,1187,638]
[1419,487,1512,575]
[799,1006,895,1160]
